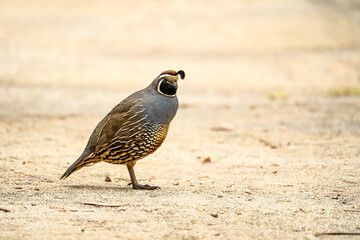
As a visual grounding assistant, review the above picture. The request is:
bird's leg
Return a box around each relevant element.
[126,163,159,190]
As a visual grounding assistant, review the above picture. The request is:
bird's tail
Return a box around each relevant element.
[60,150,99,180]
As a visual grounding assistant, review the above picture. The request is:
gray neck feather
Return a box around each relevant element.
[142,86,178,124]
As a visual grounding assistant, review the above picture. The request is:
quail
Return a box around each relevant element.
[60,70,185,190]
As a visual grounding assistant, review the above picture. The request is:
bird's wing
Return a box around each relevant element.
[94,98,147,152]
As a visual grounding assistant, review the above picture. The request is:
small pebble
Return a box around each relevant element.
[202,157,211,164]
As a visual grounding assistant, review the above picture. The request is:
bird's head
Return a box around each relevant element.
[152,70,185,97]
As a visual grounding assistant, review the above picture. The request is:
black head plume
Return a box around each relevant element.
[177,70,185,80]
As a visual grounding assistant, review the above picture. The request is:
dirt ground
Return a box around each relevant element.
[1,0,360,239]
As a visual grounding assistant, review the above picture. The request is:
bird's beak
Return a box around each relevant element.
[169,81,178,90]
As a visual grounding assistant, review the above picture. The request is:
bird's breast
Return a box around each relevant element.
[143,95,178,124]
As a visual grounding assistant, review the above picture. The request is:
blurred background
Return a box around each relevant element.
[1,1,360,239]
[1,0,359,117]
[1,0,360,170]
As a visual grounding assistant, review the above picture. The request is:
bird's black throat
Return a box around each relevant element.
[159,80,177,96]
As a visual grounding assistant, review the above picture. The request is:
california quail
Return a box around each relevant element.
[60,70,185,190]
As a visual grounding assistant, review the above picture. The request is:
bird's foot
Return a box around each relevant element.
[127,182,160,190]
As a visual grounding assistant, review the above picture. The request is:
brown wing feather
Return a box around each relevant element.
[94,99,146,153]
[92,99,170,165]
[95,113,123,152]
[60,98,145,179]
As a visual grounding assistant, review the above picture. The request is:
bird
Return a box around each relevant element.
[60,70,185,190]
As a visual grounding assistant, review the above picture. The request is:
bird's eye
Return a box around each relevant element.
[157,80,177,97]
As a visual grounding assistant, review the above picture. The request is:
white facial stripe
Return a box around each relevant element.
[157,79,176,97]
[158,73,172,79]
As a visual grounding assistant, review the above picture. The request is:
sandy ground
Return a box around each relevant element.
[1,0,360,239]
